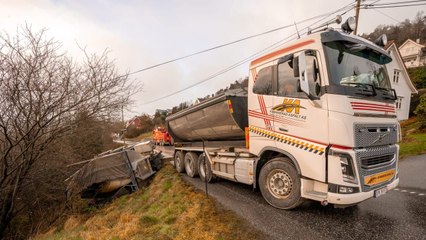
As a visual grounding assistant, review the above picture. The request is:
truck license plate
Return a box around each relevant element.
[374,187,388,198]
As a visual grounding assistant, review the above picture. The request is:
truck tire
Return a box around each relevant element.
[184,152,199,177]
[198,154,216,183]
[259,157,304,209]
[174,151,185,173]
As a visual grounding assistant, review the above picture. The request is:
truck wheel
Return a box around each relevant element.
[174,151,185,173]
[198,154,216,183]
[259,157,304,209]
[184,152,199,177]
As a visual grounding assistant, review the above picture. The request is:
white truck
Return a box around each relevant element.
[166,17,400,209]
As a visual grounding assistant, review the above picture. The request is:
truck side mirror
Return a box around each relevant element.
[298,52,310,96]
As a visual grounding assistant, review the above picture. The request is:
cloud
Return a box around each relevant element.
[0,0,421,117]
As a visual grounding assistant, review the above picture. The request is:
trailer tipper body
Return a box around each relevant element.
[167,89,248,142]
[166,23,400,209]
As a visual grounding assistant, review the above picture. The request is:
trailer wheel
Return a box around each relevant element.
[184,152,199,177]
[198,154,216,183]
[174,151,185,173]
[259,157,304,209]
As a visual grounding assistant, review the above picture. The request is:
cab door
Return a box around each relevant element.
[271,50,329,182]
[248,60,277,154]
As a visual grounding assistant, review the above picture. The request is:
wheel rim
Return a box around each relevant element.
[186,156,194,175]
[175,154,181,168]
[267,169,293,199]
[199,157,206,178]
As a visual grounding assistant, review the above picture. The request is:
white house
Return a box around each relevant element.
[398,39,426,68]
[385,40,418,121]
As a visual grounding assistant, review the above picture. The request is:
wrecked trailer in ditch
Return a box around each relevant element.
[66,141,163,200]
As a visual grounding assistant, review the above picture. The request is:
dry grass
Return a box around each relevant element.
[124,131,153,142]
[35,164,263,240]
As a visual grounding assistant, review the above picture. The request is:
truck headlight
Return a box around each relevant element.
[340,155,357,184]
[339,186,354,193]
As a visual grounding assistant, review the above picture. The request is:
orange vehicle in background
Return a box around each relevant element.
[152,127,173,146]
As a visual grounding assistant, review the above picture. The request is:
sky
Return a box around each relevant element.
[0,0,424,118]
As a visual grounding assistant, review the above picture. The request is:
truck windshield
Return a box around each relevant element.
[324,41,393,94]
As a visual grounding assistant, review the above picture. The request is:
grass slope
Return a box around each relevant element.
[37,164,263,240]
[400,117,426,159]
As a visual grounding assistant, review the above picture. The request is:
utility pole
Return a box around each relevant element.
[122,104,126,146]
[354,0,361,35]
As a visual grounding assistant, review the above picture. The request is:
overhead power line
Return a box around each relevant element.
[371,8,401,23]
[129,7,352,75]
[367,0,425,6]
[141,2,356,105]
[129,16,318,75]
[363,3,426,9]
[361,0,426,9]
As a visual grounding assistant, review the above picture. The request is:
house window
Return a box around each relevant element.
[393,69,401,83]
[395,97,403,109]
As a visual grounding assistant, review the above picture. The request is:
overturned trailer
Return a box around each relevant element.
[66,141,162,200]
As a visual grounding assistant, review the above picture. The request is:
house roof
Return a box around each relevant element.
[398,39,425,50]
[387,41,418,94]
[125,116,140,128]
[384,40,395,50]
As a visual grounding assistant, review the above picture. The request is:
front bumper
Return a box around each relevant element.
[327,177,399,205]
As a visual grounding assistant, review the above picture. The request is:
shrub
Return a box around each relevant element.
[414,94,426,129]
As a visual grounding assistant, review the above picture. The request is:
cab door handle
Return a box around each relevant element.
[279,127,288,132]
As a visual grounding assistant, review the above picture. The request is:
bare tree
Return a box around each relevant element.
[0,25,137,238]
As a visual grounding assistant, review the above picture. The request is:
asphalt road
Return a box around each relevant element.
[157,146,426,239]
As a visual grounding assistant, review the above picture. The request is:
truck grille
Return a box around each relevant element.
[355,145,397,192]
[360,154,394,169]
[354,124,398,148]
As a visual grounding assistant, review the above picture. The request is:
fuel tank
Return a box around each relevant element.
[166,89,248,142]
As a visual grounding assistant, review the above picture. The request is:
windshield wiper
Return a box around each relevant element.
[375,87,397,100]
[341,82,377,96]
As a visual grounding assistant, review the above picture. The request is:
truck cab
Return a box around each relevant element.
[249,27,399,208]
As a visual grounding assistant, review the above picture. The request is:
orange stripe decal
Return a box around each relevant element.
[250,39,315,66]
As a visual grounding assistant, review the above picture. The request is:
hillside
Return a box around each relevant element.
[361,11,425,46]
[36,164,264,240]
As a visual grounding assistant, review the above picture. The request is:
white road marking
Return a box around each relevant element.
[394,188,426,197]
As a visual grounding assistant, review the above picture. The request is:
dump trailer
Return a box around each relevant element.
[166,17,400,209]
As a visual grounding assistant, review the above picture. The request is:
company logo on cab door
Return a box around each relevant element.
[272,98,307,120]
